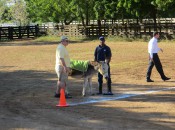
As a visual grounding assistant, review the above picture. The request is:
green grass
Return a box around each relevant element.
[34,36,60,42]
[34,35,175,44]
[34,35,137,43]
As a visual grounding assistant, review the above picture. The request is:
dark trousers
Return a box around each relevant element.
[98,64,112,93]
[146,53,166,79]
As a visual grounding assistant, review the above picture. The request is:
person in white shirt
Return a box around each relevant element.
[54,36,72,98]
[146,32,171,82]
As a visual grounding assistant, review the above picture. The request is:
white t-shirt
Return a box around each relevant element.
[55,43,70,70]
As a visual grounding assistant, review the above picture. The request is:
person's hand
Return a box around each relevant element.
[160,48,163,52]
[105,58,110,64]
[149,56,153,61]
[67,67,70,73]
[63,66,68,73]
[150,58,153,61]
[64,67,70,73]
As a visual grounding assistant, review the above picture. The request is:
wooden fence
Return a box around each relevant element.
[57,23,175,39]
[0,25,42,40]
[1,22,175,40]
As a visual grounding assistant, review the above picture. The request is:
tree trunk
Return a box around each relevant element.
[152,7,157,31]
[97,19,101,36]
[81,15,85,27]
[85,1,89,26]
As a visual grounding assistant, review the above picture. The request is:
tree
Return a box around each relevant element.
[10,0,29,26]
[24,0,175,28]
[0,0,6,20]
[116,0,161,31]
[153,0,175,18]
[0,0,12,23]
[26,0,76,25]
[70,0,95,26]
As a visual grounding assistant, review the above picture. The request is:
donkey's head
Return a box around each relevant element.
[89,61,109,78]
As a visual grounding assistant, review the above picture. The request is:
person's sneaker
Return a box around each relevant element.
[146,79,154,82]
[54,93,60,98]
[65,94,72,99]
[103,92,114,95]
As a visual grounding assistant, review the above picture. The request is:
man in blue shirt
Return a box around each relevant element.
[94,36,113,95]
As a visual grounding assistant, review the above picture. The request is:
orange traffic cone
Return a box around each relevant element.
[56,88,68,107]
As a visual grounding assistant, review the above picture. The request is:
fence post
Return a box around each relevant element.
[19,26,22,39]
[8,27,10,39]
[35,24,39,37]
[27,26,29,38]
[8,27,13,40]
[0,27,1,40]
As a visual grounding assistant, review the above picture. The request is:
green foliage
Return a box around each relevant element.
[10,0,29,26]
[69,0,95,25]
[26,0,76,24]
[93,0,122,20]
[0,0,12,22]
[1,0,174,25]
[0,0,6,19]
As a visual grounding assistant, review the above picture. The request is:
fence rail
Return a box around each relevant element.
[1,22,175,40]
[57,23,175,39]
[0,25,40,40]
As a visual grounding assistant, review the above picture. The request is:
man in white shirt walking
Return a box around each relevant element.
[146,32,171,82]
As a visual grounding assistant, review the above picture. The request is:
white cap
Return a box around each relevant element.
[61,36,68,41]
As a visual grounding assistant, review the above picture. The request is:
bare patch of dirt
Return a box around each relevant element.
[0,40,175,130]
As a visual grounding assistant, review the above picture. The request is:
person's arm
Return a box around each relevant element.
[94,48,97,61]
[60,58,69,73]
[160,48,163,52]
[105,57,111,64]
[149,40,154,61]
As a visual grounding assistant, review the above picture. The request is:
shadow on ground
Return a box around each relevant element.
[0,70,175,130]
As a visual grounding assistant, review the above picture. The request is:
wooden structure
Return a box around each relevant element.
[0,25,41,40]
[1,18,175,40]
[56,23,175,39]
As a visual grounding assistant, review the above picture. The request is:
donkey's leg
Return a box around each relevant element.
[88,77,93,95]
[82,77,89,96]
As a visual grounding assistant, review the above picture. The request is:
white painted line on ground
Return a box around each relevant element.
[69,87,175,106]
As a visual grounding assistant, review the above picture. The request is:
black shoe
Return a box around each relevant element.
[146,79,154,82]
[54,93,72,98]
[54,93,60,98]
[65,94,72,99]
[103,92,114,95]
[162,77,171,81]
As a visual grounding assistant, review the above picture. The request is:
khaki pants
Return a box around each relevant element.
[55,65,69,94]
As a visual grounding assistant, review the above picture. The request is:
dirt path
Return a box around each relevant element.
[0,41,175,130]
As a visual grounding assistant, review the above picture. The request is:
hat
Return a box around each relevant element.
[99,36,105,41]
[61,36,68,41]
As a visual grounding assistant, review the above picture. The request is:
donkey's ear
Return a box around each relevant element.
[90,61,98,66]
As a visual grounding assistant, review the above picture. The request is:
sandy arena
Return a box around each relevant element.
[0,40,175,130]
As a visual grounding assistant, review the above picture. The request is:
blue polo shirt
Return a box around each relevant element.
[94,45,112,62]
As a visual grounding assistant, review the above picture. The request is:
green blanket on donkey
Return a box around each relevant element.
[70,59,89,72]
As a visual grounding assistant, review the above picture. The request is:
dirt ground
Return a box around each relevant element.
[0,40,175,130]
